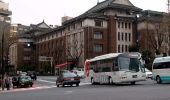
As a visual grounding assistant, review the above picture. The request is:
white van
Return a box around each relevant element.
[152,56,170,84]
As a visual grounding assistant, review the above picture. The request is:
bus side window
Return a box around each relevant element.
[113,58,119,71]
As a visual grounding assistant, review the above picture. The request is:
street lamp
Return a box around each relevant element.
[136,14,140,51]
[1,30,5,90]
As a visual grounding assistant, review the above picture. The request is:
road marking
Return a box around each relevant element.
[0,85,56,93]
[64,91,73,94]
[37,79,56,84]
[0,80,91,93]
[37,79,91,86]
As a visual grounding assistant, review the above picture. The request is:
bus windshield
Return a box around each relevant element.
[118,57,140,72]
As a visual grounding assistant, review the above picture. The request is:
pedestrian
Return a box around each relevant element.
[5,75,10,90]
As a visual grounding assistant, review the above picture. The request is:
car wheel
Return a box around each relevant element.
[91,78,95,85]
[57,85,59,87]
[108,77,113,85]
[156,76,162,84]
[76,83,79,87]
[130,81,136,85]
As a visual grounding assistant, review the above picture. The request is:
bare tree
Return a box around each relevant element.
[55,39,66,65]
[148,22,164,54]
[162,13,170,55]
[66,37,84,67]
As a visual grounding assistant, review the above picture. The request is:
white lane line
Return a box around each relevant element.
[0,80,91,93]
[80,82,91,85]
[64,91,73,94]
[37,79,56,84]
[37,79,91,86]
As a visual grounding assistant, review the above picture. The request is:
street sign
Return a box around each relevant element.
[39,56,53,61]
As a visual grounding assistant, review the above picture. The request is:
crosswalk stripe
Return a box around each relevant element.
[0,80,91,93]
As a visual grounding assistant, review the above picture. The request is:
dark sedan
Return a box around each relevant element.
[56,71,80,87]
[27,71,37,80]
[12,76,33,87]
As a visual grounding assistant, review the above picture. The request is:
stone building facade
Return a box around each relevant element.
[138,10,169,57]
[10,0,144,72]
[34,0,141,71]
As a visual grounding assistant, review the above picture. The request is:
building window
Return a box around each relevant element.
[125,45,128,52]
[73,24,75,29]
[125,33,127,41]
[24,56,31,60]
[95,20,103,27]
[94,44,103,52]
[129,33,131,41]
[122,22,124,28]
[122,32,124,41]
[68,26,70,31]
[94,31,103,39]
[125,23,127,28]
[118,32,120,41]
[129,23,131,29]
[118,22,120,28]
[80,21,82,27]
[118,45,120,52]
[122,45,124,52]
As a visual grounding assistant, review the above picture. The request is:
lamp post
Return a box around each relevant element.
[1,31,5,90]
[136,14,140,51]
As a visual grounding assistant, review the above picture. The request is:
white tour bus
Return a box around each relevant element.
[84,52,146,85]
[152,56,170,84]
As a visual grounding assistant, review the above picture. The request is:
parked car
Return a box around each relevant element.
[72,70,85,79]
[56,71,80,87]
[12,75,33,87]
[12,76,19,87]
[20,72,27,76]
[27,71,37,80]
[145,68,152,79]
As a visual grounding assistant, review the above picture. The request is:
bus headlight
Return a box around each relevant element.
[120,74,127,79]
[120,77,127,79]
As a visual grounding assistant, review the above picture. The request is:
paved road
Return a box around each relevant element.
[1,77,170,100]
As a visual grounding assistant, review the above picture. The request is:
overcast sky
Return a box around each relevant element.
[3,0,167,26]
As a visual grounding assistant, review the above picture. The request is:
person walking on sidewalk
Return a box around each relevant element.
[5,75,10,90]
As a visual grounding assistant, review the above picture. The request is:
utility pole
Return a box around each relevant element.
[1,29,5,91]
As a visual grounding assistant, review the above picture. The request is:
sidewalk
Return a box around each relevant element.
[0,87,13,92]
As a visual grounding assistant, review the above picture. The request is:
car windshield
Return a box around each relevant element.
[118,57,140,72]
[20,76,31,80]
[63,72,77,78]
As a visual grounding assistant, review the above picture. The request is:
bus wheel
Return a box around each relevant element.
[108,77,113,85]
[156,76,162,84]
[130,81,136,85]
[91,78,95,85]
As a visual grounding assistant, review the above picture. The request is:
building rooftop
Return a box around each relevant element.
[62,0,141,25]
